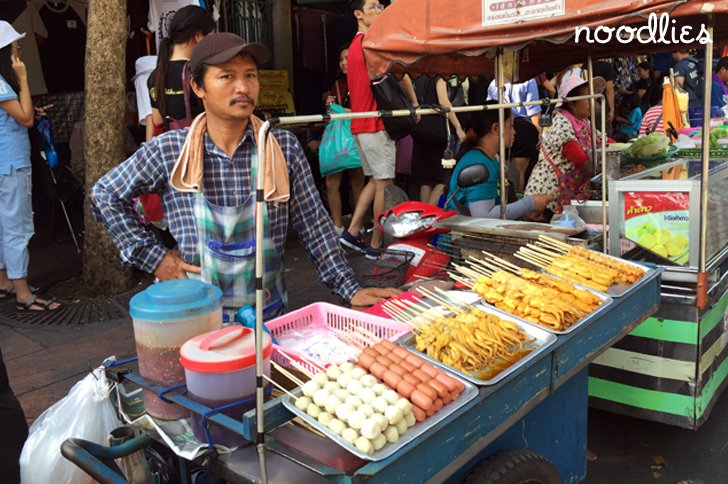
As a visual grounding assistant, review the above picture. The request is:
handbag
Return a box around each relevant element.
[319,103,362,177]
[371,74,418,140]
[395,135,414,175]
[411,77,448,147]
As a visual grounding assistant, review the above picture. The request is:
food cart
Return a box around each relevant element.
[60,0,727,482]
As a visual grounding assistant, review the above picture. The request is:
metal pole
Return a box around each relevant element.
[600,96,608,253]
[586,54,598,174]
[497,50,507,219]
[698,19,714,308]
[254,120,271,483]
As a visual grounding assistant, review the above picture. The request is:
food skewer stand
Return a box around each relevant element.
[61,1,728,482]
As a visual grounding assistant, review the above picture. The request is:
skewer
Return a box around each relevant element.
[458,262,492,278]
[477,254,520,275]
[525,244,560,260]
[416,286,465,314]
[480,251,523,272]
[514,252,549,270]
[466,256,502,273]
[394,297,434,315]
[381,305,408,322]
[352,326,382,345]
[330,328,365,350]
[381,300,412,319]
[433,286,480,313]
[518,248,553,266]
[262,373,299,401]
[270,361,305,387]
[538,235,572,252]
[291,417,327,439]
[449,271,476,288]
[396,299,440,322]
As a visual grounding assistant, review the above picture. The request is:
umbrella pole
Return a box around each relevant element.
[697,18,714,309]
[255,120,272,483]
[496,50,507,219]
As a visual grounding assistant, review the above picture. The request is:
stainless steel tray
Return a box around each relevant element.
[281,375,478,461]
[395,304,557,387]
[478,281,613,335]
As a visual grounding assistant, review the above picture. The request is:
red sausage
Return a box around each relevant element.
[413,369,431,384]
[435,372,457,393]
[396,380,416,398]
[387,352,403,365]
[405,353,425,367]
[383,370,403,389]
[377,355,394,367]
[390,363,407,376]
[361,347,380,359]
[441,392,452,405]
[370,362,387,379]
[433,398,444,411]
[410,389,434,411]
[425,405,435,417]
[379,340,396,351]
[450,391,460,401]
[372,344,389,356]
[357,352,375,370]
[416,382,437,401]
[392,346,410,359]
[420,362,440,379]
[429,379,449,398]
[403,374,421,386]
[399,360,417,373]
[411,404,427,422]
[453,378,465,393]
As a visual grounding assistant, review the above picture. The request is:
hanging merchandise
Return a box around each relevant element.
[0,0,49,95]
[38,0,86,93]
[148,0,200,49]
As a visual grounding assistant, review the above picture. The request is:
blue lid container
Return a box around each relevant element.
[129,280,223,322]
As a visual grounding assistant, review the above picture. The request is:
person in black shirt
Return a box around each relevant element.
[620,61,654,114]
[146,5,215,140]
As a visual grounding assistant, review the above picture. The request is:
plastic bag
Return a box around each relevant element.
[319,104,362,177]
[20,365,122,484]
[551,205,587,233]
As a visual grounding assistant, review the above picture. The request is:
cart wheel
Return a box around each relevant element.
[462,450,562,484]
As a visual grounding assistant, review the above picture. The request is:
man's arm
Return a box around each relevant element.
[90,139,171,274]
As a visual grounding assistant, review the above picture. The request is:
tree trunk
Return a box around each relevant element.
[82,0,134,294]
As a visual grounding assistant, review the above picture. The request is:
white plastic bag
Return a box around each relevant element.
[551,205,587,233]
[20,365,122,484]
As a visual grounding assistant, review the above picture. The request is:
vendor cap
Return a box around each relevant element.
[0,21,25,50]
[190,32,271,72]
[558,67,606,100]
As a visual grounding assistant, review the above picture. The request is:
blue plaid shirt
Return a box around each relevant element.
[91,125,361,301]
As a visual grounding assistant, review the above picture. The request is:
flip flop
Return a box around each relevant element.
[16,294,62,313]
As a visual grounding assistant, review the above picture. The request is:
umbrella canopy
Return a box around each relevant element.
[661,80,683,141]
[363,0,728,81]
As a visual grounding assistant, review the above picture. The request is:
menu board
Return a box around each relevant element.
[623,192,690,265]
[256,70,295,117]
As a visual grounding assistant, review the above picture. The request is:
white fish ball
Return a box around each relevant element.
[313,372,329,386]
[355,436,374,455]
[359,403,375,418]
[327,418,346,435]
[337,373,353,388]
[371,396,389,414]
[307,404,322,419]
[318,412,333,426]
[324,395,343,414]
[334,389,351,402]
[372,433,387,451]
[357,387,376,404]
[295,396,311,411]
[360,374,377,388]
[341,427,358,444]
[371,383,387,395]
[345,395,363,408]
[313,389,329,407]
[361,418,381,440]
[371,413,389,431]
[323,381,340,393]
[395,398,412,414]
[384,406,403,425]
[347,410,366,430]
[326,364,342,380]
[302,380,320,398]
[335,403,354,422]
[395,419,408,435]
[383,390,399,405]
[350,367,367,380]
[384,425,399,443]
[347,380,364,395]
[405,411,416,427]
[340,362,355,373]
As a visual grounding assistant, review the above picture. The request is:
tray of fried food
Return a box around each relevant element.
[384,292,556,386]
[513,235,651,297]
[449,255,612,335]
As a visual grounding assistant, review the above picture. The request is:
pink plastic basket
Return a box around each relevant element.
[264,302,411,375]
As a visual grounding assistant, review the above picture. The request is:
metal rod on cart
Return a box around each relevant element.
[698,18,714,308]
[600,96,608,253]
[255,120,271,483]
[496,50,507,219]
[587,53,598,175]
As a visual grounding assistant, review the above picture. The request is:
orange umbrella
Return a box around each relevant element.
[661,80,683,142]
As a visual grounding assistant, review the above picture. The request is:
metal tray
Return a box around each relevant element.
[395,304,557,387]
[478,281,613,335]
[281,375,478,461]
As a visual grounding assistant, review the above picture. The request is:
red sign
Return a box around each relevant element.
[623,192,690,220]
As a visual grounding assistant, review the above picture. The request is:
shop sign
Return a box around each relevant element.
[623,192,690,265]
[257,70,295,116]
[482,0,565,26]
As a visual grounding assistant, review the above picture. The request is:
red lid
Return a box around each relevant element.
[180,326,272,373]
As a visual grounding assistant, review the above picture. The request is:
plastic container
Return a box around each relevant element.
[180,326,272,447]
[129,280,223,420]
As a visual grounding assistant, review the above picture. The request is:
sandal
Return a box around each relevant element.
[16,294,62,313]
[0,284,37,299]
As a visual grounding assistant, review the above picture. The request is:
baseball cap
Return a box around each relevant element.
[190,32,271,72]
[0,21,25,50]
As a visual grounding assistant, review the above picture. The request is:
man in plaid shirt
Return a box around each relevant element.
[91,33,398,307]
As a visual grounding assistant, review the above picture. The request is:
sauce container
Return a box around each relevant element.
[129,280,223,420]
[180,326,272,447]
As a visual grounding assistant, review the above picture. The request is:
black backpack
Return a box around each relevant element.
[370,73,418,140]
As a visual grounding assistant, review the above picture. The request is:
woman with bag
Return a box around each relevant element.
[410,76,466,205]
[524,72,606,220]
[145,5,215,140]
[319,46,365,234]
[446,104,551,219]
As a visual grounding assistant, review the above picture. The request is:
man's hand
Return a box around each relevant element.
[154,250,201,281]
[350,287,402,308]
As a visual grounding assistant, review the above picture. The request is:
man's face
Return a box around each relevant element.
[355,0,384,29]
[192,53,260,122]
[718,67,728,84]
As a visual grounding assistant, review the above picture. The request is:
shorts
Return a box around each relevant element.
[353,131,396,180]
